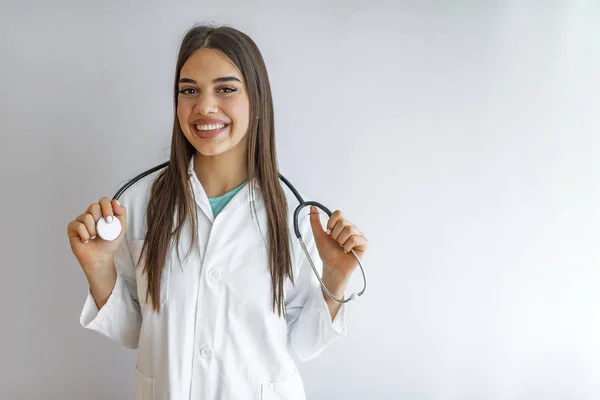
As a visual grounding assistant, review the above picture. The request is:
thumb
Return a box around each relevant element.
[309,205,327,242]
[112,199,127,226]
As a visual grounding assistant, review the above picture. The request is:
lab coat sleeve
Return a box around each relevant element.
[285,213,348,362]
[79,235,142,350]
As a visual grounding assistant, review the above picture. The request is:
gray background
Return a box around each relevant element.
[1,0,599,399]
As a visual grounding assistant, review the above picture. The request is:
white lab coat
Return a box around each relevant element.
[80,156,347,399]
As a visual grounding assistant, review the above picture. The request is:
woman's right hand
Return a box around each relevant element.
[67,197,127,274]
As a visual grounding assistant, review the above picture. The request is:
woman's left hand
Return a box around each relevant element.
[309,206,368,283]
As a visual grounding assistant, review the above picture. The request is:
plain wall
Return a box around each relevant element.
[1,1,599,398]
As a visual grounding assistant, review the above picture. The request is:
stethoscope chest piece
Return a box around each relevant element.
[96,217,122,241]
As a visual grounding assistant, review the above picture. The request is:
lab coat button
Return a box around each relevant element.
[208,269,220,281]
[201,346,213,358]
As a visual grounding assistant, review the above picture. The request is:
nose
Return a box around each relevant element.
[193,92,219,115]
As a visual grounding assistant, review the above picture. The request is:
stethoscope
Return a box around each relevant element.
[96,162,367,303]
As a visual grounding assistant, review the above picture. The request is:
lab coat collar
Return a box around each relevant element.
[187,154,259,222]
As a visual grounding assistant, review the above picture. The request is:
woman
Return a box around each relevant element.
[67,24,369,400]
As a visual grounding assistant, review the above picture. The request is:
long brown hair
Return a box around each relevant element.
[137,24,292,316]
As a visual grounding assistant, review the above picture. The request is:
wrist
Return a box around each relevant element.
[85,263,117,310]
[83,261,116,283]
[321,267,349,298]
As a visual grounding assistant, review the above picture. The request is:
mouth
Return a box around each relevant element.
[192,123,230,139]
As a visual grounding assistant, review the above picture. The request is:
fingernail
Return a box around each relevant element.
[115,200,120,206]
[326,229,331,234]
[107,216,113,223]
[84,239,89,244]
[91,235,96,240]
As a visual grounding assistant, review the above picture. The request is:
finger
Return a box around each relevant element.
[326,210,344,234]
[111,199,126,226]
[330,219,351,241]
[337,224,360,246]
[98,197,115,223]
[67,220,91,244]
[309,206,327,241]
[112,199,125,216]
[342,235,369,254]
[75,213,97,239]
[86,203,102,223]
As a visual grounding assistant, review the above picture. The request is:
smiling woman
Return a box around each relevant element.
[177,53,249,153]
[67,24,369,400]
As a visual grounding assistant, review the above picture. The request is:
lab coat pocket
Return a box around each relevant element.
[129,240,170,310]
[261,369,306,400]
[134,366,154,400]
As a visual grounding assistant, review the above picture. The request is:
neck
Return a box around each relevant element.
[194,150,249,199]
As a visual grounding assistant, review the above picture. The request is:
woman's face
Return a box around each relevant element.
[177,48,251,158]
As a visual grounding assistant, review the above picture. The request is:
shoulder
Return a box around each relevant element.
[279,175,315,238]
[280,176,303,218]
[117,167,164,208]
[279,175,310,209]
[116,165,166,241]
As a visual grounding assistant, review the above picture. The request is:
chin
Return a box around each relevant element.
[194,145,229,157]
[185,128,248,158]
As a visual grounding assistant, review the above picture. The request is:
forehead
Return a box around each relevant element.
[180,48,244,82]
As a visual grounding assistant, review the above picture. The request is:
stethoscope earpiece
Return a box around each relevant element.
[96,216,122,241]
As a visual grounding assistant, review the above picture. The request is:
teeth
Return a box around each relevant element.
[195,123,226,131]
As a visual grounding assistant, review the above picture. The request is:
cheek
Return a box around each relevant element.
[176,101,191,126]
[226,99,250,126]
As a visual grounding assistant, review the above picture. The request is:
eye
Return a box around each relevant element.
[218,87,237,94]
[178,88,196,95]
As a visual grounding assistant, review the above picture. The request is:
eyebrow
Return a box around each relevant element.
[178,76,242,85]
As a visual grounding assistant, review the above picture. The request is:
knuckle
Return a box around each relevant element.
[83,213,95,224]
[99,198,111,208]
[77,224,88,237]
